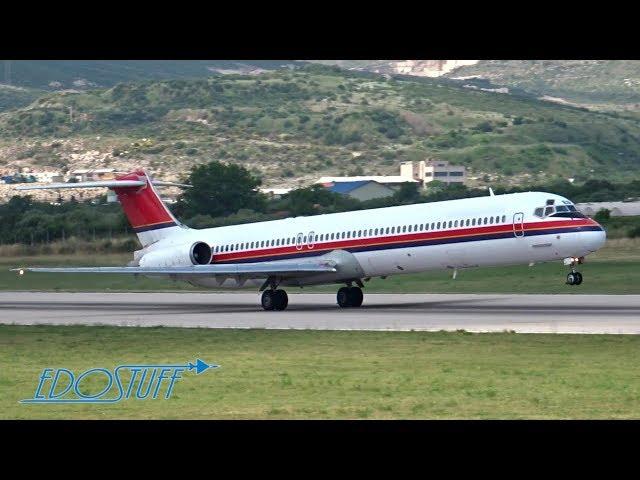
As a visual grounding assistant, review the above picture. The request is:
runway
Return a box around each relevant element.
[1,292,639,334]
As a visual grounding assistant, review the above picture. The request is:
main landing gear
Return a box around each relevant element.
[564,257,584,286]
[261,289,288,311]
[337,286,363,308]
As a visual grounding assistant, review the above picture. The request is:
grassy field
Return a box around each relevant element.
[2,325,640,419]
[1,238,639,294]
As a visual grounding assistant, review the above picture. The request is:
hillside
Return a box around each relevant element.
[1,63,640,199]
[0,60,298,91]
[445,60,640,108]
[309,60,478,77]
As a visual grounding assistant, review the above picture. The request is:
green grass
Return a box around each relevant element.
[2,325,640,419]
[2,239,639,294]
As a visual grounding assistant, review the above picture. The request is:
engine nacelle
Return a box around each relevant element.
[139,241,212,268]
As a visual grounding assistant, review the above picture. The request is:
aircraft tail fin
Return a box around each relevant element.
[16,169,188,247]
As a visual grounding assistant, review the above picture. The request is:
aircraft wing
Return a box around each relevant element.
[12,259,337,278]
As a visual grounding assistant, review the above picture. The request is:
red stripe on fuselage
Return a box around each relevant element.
[212,217,600,263]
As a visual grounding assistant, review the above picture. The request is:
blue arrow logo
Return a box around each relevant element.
[188,358,218,375]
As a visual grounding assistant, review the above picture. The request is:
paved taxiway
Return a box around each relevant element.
[1,292,639,334]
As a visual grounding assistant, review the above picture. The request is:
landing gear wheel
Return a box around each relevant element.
[261,290,275,310]
[574,272,583,285]
[337,286,364,308]
[566,271,583,286]
[337,287,351,308]
[348,287,363,307]
[273,289,289,311]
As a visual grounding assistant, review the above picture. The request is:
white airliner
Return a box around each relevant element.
[15,169,606,310]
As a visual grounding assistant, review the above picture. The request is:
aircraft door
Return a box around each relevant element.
[513,212,525,237]
[307,231,315,249]
[296,232,304,250]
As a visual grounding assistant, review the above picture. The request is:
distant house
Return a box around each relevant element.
[259,188,292,199]
[324,180,396,202]
[69,168,116,182]
[316,176,417,191]
[575,201,640,217]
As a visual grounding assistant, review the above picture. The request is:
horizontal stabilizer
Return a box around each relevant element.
[15,180,190,191]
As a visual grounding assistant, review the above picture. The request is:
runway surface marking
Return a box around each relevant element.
[1,292,639,334]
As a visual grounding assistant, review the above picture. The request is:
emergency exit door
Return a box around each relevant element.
[513,212,524,237]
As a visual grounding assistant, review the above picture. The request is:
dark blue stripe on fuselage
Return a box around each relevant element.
[215,225,603,264]
[133,221,178,233]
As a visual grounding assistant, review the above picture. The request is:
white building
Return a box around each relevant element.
[31,171,64,183]
[400,160,466,187]
[575,201,640,217]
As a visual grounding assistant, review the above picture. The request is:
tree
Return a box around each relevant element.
[393,183,421,203]
[281,185,353,216]
[594,209,611,222]
[176,161,266,218]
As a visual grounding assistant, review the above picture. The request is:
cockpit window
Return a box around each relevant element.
[534,201,585,219]
[546,199,555,206]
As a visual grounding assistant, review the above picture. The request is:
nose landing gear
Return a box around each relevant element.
[566,271,583,286]
[564,257,584,286]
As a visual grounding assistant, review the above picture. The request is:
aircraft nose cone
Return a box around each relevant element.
[583,228,607,253]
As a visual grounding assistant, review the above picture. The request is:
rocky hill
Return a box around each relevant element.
[1,63,640,203]
[444,60,640,109]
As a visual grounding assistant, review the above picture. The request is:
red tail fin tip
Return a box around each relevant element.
[113,170,179,234]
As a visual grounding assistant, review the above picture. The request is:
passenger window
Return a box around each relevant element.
[483,218,488,225]
[489,217,494,224]
[502,215,506,222]
[448,221,452,228]
[437,222,440,229]
[403,226,407,233]
[431,223,435,230]
[385,227,390,234]
[466,219,470,226]
[358,230,362,237]
[454,220,458,227]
